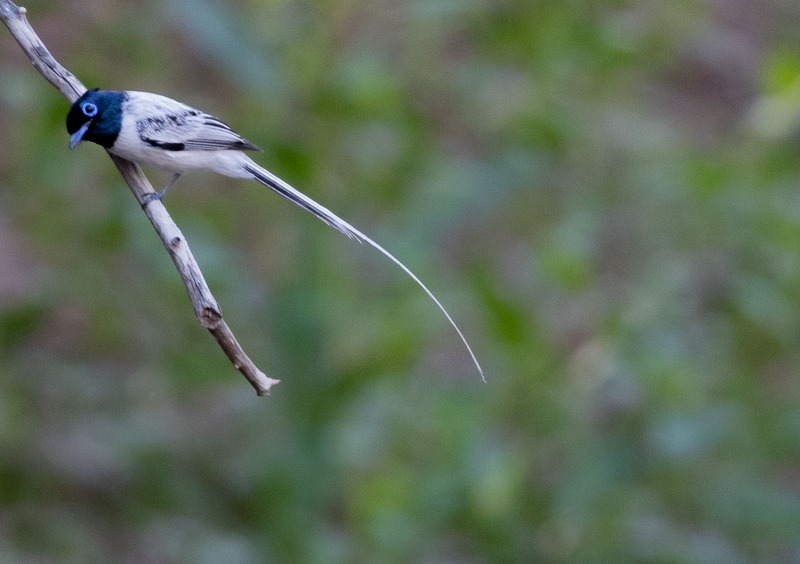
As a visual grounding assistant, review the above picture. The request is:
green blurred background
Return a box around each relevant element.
[2,0,800,561]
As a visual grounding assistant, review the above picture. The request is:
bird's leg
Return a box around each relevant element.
[142,173,181,205]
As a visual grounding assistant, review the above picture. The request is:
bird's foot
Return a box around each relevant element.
[141,190,165,206]
[141,173,181,207]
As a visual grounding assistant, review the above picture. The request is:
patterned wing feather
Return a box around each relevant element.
[135,98,260,152]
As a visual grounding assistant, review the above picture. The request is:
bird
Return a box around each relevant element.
[66,88,484,380]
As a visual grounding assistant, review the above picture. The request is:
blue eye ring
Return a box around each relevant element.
[81,102,98,117]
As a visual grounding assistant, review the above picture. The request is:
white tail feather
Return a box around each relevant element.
[243,161,485,381]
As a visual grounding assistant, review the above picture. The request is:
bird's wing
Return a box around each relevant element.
[132,94,261,152]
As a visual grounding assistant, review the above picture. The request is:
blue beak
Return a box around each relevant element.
[69,121,91,149]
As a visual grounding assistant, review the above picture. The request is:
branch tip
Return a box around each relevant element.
[257,378,280,396]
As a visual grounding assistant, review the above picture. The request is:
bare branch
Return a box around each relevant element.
[0,0,279,395]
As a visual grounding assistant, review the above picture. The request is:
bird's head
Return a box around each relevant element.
[66,88,125,149]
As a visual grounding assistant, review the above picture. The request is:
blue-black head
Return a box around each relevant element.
[66,88,127,150]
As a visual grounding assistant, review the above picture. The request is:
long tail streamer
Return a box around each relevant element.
[244,162,485,381]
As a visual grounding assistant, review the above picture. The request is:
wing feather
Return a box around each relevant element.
[131,93,261,152]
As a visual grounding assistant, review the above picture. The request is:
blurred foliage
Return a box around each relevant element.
[2,0,800,561]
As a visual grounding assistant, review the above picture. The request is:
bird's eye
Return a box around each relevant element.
[81,102,98,117]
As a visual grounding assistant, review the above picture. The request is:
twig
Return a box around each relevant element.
[0,0,279,395]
